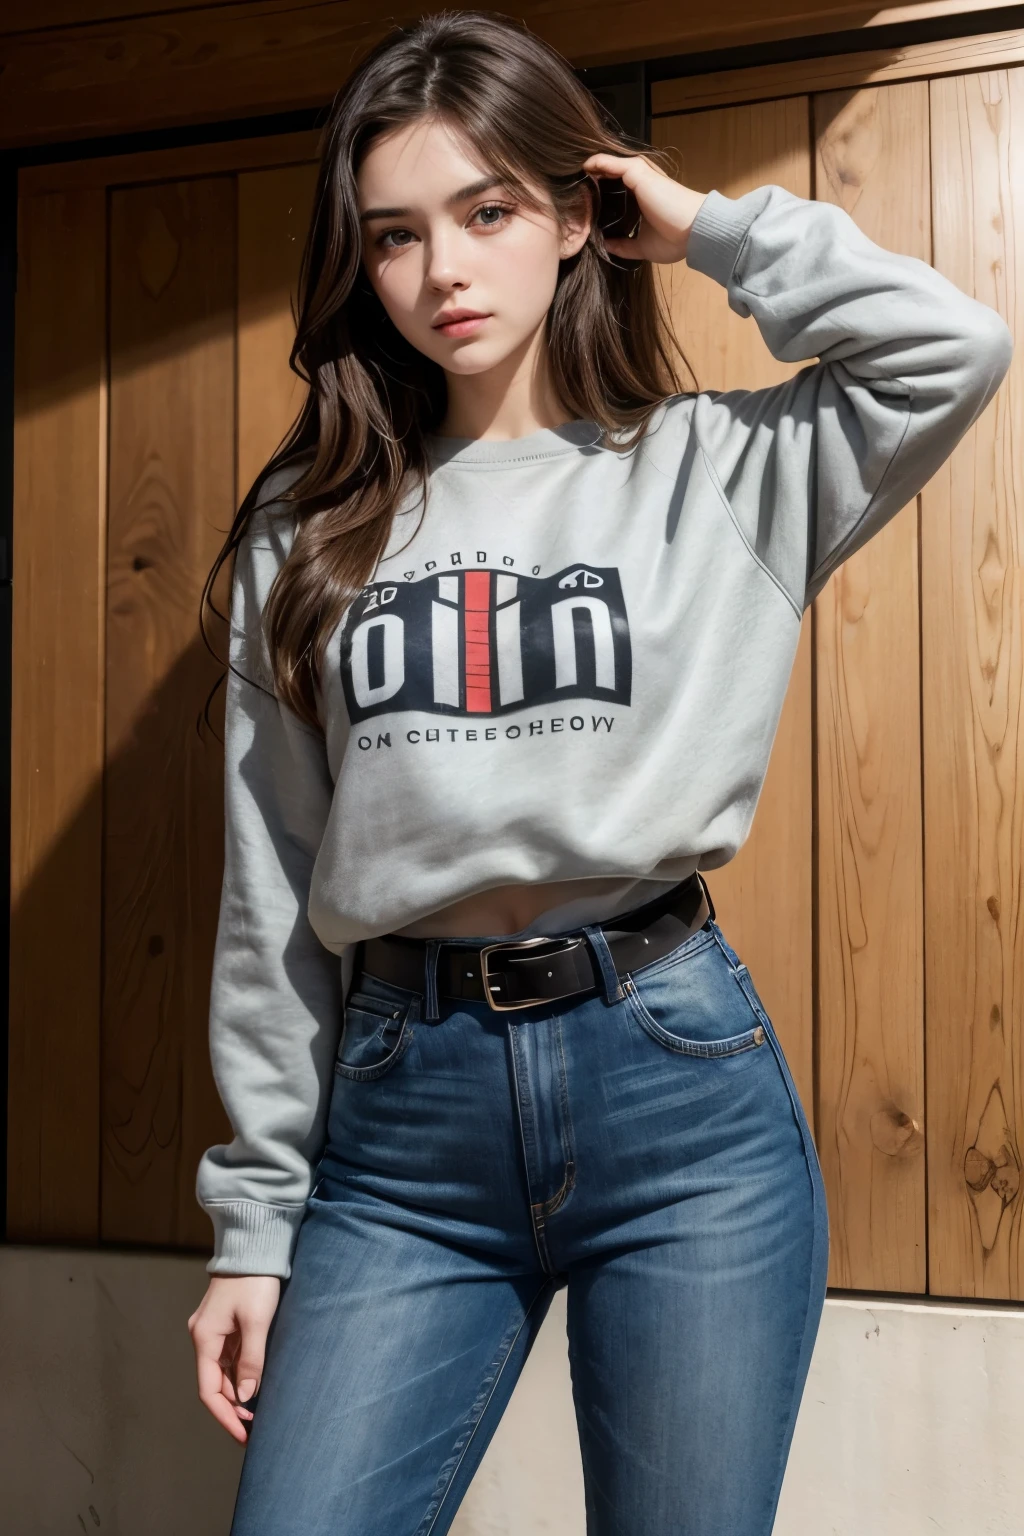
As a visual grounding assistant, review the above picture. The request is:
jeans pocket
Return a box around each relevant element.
[623,934,767,1059]
[335,988,416,1081]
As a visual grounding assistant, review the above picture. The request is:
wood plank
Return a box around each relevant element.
[651,100,815,1120]
[1,0,257,32]
[2,0,1019,149]
[925,67,1024,1300]
[652,24,1024,114]
[19,129,320,196]
[7,190,107,1243]
[812,81,928,1293]
[102,175,235,1247]
[2,0,1016,39]
[237,160,318,498]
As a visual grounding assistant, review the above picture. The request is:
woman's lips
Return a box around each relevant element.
[433,313,490,338]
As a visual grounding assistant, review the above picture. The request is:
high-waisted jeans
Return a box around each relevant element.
[230,914,829,1536]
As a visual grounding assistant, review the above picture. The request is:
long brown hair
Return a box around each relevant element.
[201,9,692,733]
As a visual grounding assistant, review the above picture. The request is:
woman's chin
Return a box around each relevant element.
[434,343,514,377]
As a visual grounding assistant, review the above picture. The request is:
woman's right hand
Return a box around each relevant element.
[188,1274,282,1443]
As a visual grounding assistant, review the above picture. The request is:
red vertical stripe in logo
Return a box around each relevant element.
[463,570,492,713]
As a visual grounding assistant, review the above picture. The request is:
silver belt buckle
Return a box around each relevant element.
[479,935,582,1012]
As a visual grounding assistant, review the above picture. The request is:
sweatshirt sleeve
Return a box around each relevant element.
[678,183,1013,613]
[195,490,347,1279]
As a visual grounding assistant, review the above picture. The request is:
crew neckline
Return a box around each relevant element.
[425,418,608,467]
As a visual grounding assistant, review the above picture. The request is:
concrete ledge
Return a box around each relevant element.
[2,1246,1022,1534]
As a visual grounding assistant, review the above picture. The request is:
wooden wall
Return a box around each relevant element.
[652,63,1022,1299]
[1,1,1023,148]
[8,48,1023,1300]
[9,138,318,1248]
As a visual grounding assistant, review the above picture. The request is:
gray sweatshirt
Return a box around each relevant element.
[196,183,1013,1278]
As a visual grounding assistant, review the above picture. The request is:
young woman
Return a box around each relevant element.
[188,12,1012,1534]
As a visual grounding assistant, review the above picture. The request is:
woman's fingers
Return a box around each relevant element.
[192,1325,250,1444]
[582,151,666,187]
[188,1274,281,1442]
[602,229,686,264]
[582,150,708,265]
[234,1310,271,1416]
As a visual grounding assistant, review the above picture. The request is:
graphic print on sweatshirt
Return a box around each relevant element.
[339,563,632,724]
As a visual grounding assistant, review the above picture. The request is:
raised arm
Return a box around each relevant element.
[585,154,1013,614]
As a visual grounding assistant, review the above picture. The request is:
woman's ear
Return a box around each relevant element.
[558,190,593,259]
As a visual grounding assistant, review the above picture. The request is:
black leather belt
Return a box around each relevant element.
[358,871,716,1013]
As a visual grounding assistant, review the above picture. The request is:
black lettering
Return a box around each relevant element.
[426,729,440,742]
[466,729,478,741]
[377,733,392,749]
[450,553,462,566]
[592,716,614,733]
[531,564,541,575]
[447,729,458,741]
[485,727,497,740]
[551,718,564,733]
[476,550,487,563]
[407,730,420,743]
[358,736,372,750]
[425,560,437,572]
[529,720,544,736]
[502,555,515,567]
[570,716,584,731]
[506,725,521,739]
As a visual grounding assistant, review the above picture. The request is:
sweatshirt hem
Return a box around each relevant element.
[202,1199,307,1279]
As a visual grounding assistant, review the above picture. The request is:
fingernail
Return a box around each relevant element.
[238,1379,257,1404]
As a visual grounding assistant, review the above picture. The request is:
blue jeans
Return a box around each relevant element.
[230,916,829,1535]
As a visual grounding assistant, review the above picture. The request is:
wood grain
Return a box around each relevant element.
[7,190,107,1242]
[102,176,235,1247]
[652,100,816,1119]
[652,24,1024,115]
[812,82,928,1292]
[925,68,1024,1299]
[1,0,1015,149]
[237,161,318,499]
[19,129,319,196]
[2,0,1014,39]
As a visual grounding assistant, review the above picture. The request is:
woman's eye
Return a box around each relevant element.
[377,227,416,250]
[473,203,513,229]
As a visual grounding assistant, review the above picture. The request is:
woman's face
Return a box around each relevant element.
[357,117,590,378]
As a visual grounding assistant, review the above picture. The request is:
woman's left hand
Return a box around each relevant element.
[581,152,709,265]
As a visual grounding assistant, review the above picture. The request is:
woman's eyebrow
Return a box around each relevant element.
[359,174,506,222]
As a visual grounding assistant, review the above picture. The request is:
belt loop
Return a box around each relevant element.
[582,924,624,1004]
[424,940,442,1022]
[696,869,716,922]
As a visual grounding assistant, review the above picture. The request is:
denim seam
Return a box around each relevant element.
[532,1159,576,1219]
[754,1018,831,1526]
[507,1026,556,1275]
[334,1013,415,1081]
[622,979,763,1058]
[554,1017,577,1198]
[417,1281,553,1536]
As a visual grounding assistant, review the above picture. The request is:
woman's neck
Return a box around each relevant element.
[437,326,579,442]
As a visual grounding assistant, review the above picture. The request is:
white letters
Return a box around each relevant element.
[350,614,405,707]
[551,598,616,691]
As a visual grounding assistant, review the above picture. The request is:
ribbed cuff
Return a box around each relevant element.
[203,1199,306,1279]
[685,185,775,288]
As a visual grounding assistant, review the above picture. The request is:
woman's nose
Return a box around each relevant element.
[424,229,468,291]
